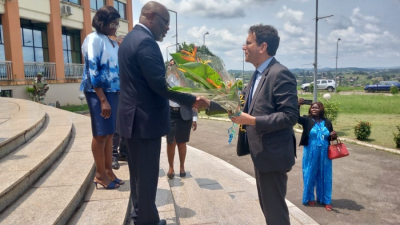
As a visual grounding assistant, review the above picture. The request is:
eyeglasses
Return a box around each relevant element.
[152,12,170,26]
[109,23,120,29]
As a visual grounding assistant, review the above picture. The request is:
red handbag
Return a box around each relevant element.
[328,137,349,159]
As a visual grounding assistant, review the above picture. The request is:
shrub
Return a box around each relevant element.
[394,126,400,148]
[390,86,399,95]
[26,86,35,101]
[322,100,340,124]
[354,121,372,140]
[309,83,314,93]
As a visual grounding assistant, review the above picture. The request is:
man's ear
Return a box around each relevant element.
[259,42,268,54]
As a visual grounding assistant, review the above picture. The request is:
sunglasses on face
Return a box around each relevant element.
[109,23,120,29]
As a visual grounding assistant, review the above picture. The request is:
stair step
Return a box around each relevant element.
[0,99,46,159]
[0,108,73,213]
[67,159,131,225]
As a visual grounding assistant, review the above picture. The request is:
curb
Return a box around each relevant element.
[198,116,400,155]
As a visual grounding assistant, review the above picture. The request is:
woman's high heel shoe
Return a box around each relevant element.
[93,180,120,189]
[112,177,125,185]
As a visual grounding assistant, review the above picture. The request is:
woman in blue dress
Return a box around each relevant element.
[80,6,123,189]
[297,98,337,211]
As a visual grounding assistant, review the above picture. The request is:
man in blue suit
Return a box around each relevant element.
[117,2,209,225]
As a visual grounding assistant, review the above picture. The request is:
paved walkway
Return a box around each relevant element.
[188,118,400,225]
[158,139,317,225]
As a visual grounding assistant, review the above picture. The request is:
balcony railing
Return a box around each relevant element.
[24,62,56,80]
[0,61,13,81]
[65,63,84,79]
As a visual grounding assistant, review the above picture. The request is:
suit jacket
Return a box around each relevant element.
[179,106,198,121]
[117,25,196,139]
[242,58,298,172]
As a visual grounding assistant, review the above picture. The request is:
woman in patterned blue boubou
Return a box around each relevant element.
[297,98,337,211]
[80,6,124,189]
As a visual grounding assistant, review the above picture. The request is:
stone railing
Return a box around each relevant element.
[64,63,84,79]
[24,62,56,80]
[0,61,13,81]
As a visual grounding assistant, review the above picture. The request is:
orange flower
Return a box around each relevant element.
[207,78,221,89]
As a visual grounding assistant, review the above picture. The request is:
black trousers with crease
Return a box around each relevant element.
[126,135,161,225]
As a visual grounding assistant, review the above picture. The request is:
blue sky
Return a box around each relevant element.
[132,0,400,70]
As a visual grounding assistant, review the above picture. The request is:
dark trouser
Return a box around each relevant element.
[112,132,128,158]
[126,135,161,225]
[254,166,290,225]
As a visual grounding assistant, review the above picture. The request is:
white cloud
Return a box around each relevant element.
[364,23,380,33]
[139,0,273,19]
[283,22,304,35]
[350,7,380,26]
[276,5,304,23]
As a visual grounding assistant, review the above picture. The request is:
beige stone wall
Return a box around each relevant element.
[119,20,129,35]
[19,0,51,22]
[2,82,83,105]
[61,2,84,29]
[0,1,4,14]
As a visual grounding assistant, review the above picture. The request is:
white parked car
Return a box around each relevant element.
[301,79,336,92]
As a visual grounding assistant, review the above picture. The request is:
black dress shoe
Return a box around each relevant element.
[179,172,186,177]
[112,157,120,170]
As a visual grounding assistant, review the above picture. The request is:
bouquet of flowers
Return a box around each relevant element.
[166,46,243,143]
[168,46,243,116]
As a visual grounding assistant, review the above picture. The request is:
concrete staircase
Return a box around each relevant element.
[0,97,318,225]
[0,98,131,225]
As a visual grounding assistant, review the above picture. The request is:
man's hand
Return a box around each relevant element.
[231,112,256,125]
[193,96,210,111]
[192,121,197,131]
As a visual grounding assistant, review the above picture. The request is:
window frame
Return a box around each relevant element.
[62,28,82,64]
[20,21,49,62]
[91,0,105,11]
[113,0,126,19]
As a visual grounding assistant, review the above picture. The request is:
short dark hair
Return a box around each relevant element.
[308,102,325,118]
[92,6,120,34]
[249,24,280,56]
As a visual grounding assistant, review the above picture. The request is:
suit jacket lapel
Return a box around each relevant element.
[248,58,277,114]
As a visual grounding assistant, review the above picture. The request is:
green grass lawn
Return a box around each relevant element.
[60,104,89,112]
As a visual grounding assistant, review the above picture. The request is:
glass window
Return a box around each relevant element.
[23,28,33,46]
[0,46,5,61]
[62,28,82,64]
[91,0,104,10]
[21,20,49,62]
[33,30,42,47]
[0,21,4,61]
[23,47,35,62]
[0,23,3,44]
[114,0,126,19]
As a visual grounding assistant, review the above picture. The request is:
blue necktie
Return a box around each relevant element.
[247,70,258,108]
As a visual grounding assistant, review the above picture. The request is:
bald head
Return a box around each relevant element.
[138,1,170,42]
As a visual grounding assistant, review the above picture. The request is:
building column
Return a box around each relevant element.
[106,0,114,7]
[127,0,133,31]
[81,0,93,62]
[48,0,65,79]
[2,0,24,80]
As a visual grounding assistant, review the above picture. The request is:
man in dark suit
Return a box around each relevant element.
[117,2,209,225]
[231,24,298,225]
